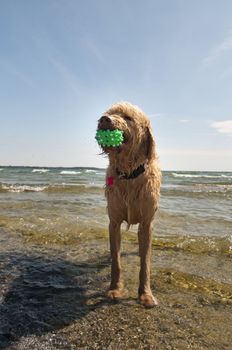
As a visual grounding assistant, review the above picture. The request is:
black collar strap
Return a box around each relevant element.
[116,164,145,180]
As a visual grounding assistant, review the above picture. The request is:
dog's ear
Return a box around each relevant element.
[145,126,156,160]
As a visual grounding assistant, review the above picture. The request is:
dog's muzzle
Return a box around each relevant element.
[98,115,115,131]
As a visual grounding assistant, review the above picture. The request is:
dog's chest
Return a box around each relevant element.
[106,177,146,224]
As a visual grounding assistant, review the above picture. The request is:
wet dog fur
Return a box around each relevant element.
[97,102,161,307]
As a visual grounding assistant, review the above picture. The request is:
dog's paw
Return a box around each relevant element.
[139,293,159,308]
[106,288,127,300]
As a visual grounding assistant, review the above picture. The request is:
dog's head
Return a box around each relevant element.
[97,102,156,164]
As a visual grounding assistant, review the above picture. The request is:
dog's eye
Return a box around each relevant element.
[124,115,132,122]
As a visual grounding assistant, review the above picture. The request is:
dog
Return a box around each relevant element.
[97,102,161,307]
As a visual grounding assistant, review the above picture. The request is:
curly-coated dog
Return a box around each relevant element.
[97,102,161,307]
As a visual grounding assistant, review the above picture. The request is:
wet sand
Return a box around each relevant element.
[0,228,232,350]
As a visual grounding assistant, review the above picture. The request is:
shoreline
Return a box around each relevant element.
[0,229,232,349]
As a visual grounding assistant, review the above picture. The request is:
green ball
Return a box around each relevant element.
[95,129,124,147]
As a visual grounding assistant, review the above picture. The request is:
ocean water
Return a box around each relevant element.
[0,167,232,287]
[1,165,231,264]
[0,166,231,240]
[0,166,232,348]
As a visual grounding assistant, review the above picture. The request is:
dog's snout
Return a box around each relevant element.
[100,115,111,123]
[98,115,114,129]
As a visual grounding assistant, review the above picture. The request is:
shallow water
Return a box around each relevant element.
[0,166,232,349]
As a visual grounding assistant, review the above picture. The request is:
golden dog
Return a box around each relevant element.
[97,102,161,307]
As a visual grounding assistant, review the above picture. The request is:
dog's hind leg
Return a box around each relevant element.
[138,222,159,307]
[106,221,125,299]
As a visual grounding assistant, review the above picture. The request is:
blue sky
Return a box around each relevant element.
[0,0,232,170]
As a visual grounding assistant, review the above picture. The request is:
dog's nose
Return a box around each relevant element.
[100,115,111,123]
[98,115,113,129]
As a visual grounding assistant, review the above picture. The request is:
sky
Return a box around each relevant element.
[0,0,232,171]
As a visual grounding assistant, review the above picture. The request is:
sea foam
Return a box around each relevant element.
[85,169,97,173]
[32,169,49,173]
[60,171,81,175]
[172,173,231,179]
[1,184,48,193]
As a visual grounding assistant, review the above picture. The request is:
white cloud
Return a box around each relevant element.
[211,120,232,134]
[203,31,232,66]
[179,119,190,123]
[148,112,166,118]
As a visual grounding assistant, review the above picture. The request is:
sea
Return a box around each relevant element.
[0,166,231,240]
[1,165,231,274]
[0,166,232,347]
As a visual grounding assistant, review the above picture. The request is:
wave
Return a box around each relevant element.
[1,182,231,196]
[85,169,97,173]
[172,172,232,179]
[0,183,103,194]
[221,174,232,178]
[0,184,48,193]
[60,171,82,175]
[32,169,50,173]
[161,184,232,196]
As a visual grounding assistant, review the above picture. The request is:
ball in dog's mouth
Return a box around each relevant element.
[95,129,124,148]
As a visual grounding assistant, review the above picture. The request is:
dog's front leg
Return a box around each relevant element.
[106,221,124,299]
[138,222,159,307]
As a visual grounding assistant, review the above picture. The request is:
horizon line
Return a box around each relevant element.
[0,164,231,172]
